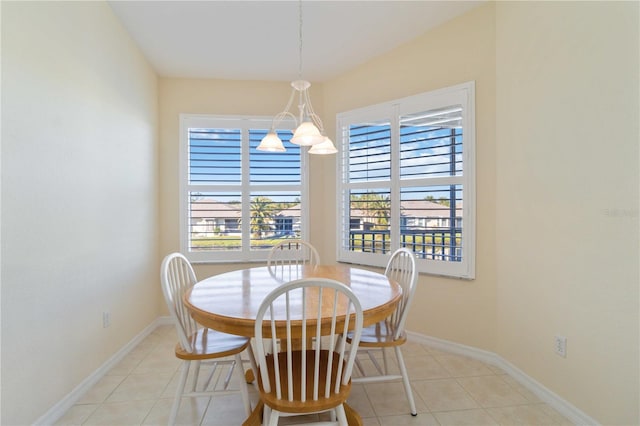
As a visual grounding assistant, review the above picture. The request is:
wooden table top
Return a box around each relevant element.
[185,264,402,338]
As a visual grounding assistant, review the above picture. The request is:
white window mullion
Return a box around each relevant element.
[299,147,310,239]
[390,104,401,251]
[241,123,251,260]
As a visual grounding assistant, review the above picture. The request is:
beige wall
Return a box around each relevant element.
[322,3,498,353]
[495,2,639,425]
[1,2,159,424]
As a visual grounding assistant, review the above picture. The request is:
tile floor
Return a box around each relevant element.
[55,325,573,425]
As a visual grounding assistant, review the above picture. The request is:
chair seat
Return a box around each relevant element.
[257,350,352,414]
[347,320,406,347]
[175,327,250,360]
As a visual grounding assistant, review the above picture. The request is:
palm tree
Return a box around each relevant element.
[351,192,390,229]
[250,196,274,239]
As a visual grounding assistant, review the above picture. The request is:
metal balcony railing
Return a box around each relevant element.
[348,229,462,261]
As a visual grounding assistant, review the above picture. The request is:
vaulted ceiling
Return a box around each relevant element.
[108,1,483,82]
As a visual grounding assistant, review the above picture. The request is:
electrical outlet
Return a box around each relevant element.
[103,311,111,328]
[554,335,567,357]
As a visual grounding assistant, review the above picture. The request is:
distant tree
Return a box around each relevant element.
[250,196,274,238]
[351,192,390,229]
[438,197,450,207]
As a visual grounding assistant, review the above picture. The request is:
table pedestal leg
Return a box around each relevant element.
[344,402,363,426]
[242,400,263,426]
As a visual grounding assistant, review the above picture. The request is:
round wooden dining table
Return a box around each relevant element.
[184,264,402,338]
[183,263,402,426]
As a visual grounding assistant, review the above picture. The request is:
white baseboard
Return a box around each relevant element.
[34,316,173,426]
[407,331,599,426]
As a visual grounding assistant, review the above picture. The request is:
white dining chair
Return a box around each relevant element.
[267,239,320,269]
[346,247,418,416]
[254,278,363,426]
[160,252,252,425]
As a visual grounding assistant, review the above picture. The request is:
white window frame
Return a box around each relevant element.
[336,82,476,279]
[179,114,309,263]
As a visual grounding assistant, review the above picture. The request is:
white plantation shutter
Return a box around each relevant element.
[337,82,475,279]
[180,115,307,263]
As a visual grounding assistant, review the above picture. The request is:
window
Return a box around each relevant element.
[180,115,308,263]
[337,82,475,278]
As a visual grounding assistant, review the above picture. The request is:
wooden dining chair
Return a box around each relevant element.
[267,239,320,269]
[160,252,252,425]
[254,278,363,426]
[346,247,418,416]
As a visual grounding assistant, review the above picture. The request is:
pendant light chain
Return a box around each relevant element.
[256,0,337,154]
[298,0,303,80]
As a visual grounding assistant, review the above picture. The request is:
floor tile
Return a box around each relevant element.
[107,353,145,376]
[82,400,156,425]
[401,341,432,356]
[498,373,542,403]
[486,404,557,425]
[434,353,495,377]
[362,416,382,426]
[53,403,98,425]
[434,408,499,426]
[173,396,213,425]
[201,392,248,425]
[411,378,479,412]
[401,354,451,380]
[364,381,429,417]
[457,376,530,408]
[141,397,173,426]
[353,354,400,378]
[105,371,174,403]
[346,384,377,419]
[76,375,126,404]
[132,346,181,375]
[378,412,439,426]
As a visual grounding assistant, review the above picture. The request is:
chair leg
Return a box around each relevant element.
[247,341,259,386]
[263,405,272,425]
[381,347,389,374]
[234,353,252,416]
[191,360,201,392]
[169,361,190,425]
[267,408,280,426]
[395,346,417,416]
[335,404,348,426]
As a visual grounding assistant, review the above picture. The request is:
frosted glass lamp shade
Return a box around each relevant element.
[309,137,338,155]
[291,121,325,146]
[257,132,286,152]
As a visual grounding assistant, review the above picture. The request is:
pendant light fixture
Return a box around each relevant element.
[257,0,337,155]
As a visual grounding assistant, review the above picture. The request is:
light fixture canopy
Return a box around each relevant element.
[256,2,336,155]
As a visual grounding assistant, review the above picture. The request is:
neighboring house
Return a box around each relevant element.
[191,200,303,238]
[347,200,463,232]
[348,208,377,231]
[273,204,301,236]
[191,198,461,238]
[400,199,463,231]
[190,200,241,236]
